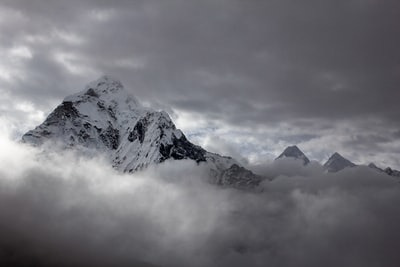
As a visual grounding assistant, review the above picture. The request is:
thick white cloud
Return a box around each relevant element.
[1,121,400,267]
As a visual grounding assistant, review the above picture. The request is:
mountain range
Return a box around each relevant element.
[22,76,400,185]
[275,145,400,177]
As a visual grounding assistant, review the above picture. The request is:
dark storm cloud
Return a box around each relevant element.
[2,0,399,118]
[0,0,399,165]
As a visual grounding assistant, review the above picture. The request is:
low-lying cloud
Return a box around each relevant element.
[1,131,400,267]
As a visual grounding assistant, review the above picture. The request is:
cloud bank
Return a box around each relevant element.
[1,126,400,267]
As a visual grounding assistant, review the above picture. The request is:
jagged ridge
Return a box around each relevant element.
[368,163,400,177]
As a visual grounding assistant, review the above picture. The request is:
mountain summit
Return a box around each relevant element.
[22,76,262,188]
[323,152,356,172]
[275,145,310,165]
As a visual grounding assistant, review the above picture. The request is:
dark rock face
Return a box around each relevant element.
[97,101,106,110]
[128,119,147,143]
[218,164,262,188]
[159,134,206,163]
[100,126,120,150]
[85,88,99,97]
[46,101,79,125]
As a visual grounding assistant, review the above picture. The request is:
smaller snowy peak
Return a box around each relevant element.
[275,145,310,165]
[324,152,356,172]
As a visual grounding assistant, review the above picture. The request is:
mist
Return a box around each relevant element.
[1,130,400,267]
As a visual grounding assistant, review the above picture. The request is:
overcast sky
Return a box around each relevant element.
[1,0,399,168]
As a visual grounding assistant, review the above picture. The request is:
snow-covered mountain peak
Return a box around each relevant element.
[323,152,356,172]
[275,145,310,165]
[22,76,262,189]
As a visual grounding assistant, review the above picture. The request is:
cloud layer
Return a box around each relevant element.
[1,125,400,267]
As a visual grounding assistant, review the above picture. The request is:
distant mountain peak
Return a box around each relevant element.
[368,162,379,169]
[275,145,310,165]
[323,152,356,172]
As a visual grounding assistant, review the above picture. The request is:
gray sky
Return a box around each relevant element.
[1,0,399,168]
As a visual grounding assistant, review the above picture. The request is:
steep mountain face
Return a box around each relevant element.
[275,145,310,165]
[324,152,356,172]
[22,76,262,188]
